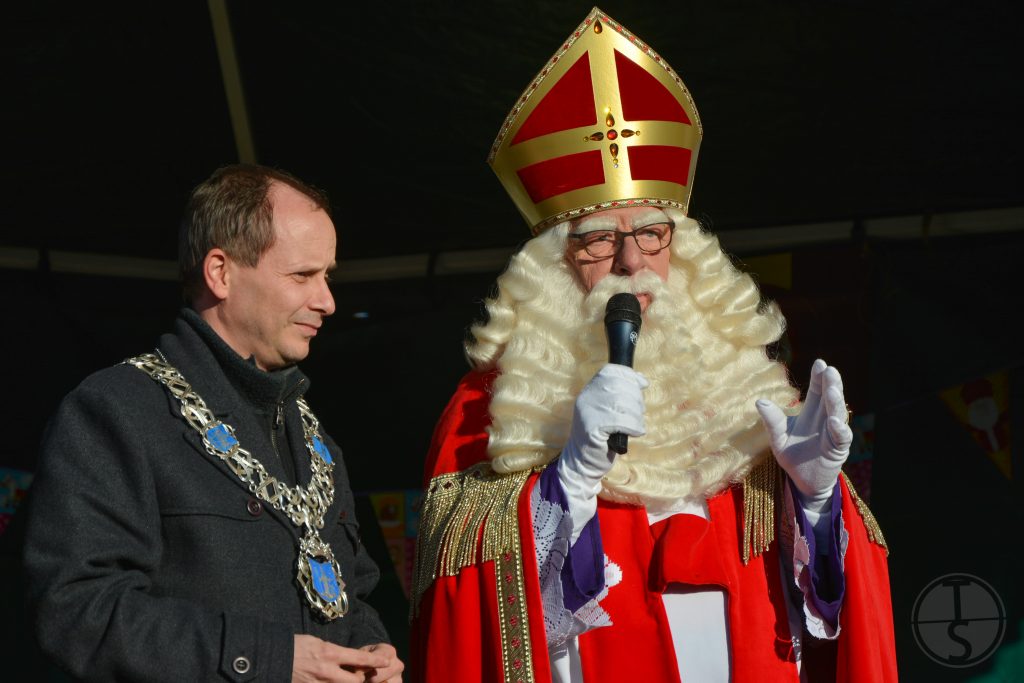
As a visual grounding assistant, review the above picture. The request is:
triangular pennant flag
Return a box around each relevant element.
[940,371,1012,479]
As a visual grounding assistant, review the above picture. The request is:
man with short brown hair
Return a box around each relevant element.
[25,164,404,682]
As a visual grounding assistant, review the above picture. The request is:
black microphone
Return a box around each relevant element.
[604,293,643,454]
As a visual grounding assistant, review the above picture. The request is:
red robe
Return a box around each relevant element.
[412,371,897,682]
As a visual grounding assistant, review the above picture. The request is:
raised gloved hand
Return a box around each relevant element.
[755,359,852,514]
[557,364,648,542]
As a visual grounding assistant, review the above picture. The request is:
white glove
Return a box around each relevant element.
[557,364,648,542]
[755,359,852,516]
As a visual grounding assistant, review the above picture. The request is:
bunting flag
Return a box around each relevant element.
[0,467,33,536]
[939,371,1012,480]
[368,489,423,598]
[844,413,876,505]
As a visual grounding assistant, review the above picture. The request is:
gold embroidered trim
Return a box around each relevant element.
[841,472,889,555]
[742,456,780,564]
[495,548,534,683]
[530,198,687,236]
[411,462,535,682]
[410,463,531,615]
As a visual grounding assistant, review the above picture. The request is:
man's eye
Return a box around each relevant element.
[636,224,669,242]
[584,231,616,244]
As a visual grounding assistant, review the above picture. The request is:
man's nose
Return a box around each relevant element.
[612,235,645,276]
[314,277,336,316]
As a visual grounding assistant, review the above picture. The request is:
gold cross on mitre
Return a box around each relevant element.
[583,106,639,169]
[488,7,703,234]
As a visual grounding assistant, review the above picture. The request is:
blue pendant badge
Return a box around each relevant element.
[309,558,340,601]
[206,424,239,453]
[311,436,333,465]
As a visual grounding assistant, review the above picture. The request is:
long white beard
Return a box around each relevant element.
[573,269,701,393]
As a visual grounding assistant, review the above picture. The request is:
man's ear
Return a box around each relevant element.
[202,248,231,301]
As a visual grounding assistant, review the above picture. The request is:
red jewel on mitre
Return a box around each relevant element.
[488,7,703,234]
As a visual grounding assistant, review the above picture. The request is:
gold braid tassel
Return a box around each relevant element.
[410,462,531,618]
[740,462,889,563]
[742,456,781,565]
[841,471,889,555]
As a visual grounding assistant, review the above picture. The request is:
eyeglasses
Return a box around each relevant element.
[567,222,674,259]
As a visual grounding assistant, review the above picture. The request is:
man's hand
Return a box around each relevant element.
[755,359,852,513]
[561,364,648,493]
[558,364,648,540]
[360,643,404,683]
[292,635,404,683]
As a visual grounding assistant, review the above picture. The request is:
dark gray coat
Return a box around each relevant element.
[23,312,388,682]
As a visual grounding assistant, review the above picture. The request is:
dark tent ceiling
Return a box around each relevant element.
[4,0,1022,267]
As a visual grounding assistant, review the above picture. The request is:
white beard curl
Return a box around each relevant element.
[466,212,799,512]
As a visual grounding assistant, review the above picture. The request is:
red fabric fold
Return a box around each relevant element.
[649,512,731,591]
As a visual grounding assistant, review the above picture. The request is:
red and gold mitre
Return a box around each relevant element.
[488,7,702,234]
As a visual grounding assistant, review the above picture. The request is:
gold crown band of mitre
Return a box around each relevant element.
[488,7,703,234]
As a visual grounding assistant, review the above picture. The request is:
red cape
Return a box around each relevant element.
[412,371,897,682]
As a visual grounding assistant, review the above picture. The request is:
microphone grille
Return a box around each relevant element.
[604,293,642,328]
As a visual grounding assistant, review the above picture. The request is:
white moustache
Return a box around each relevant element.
[581,271,671,323]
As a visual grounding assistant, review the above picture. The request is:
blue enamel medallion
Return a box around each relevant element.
[310,558,339,601]
[311,436,333,465]
[206,424,239,453]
